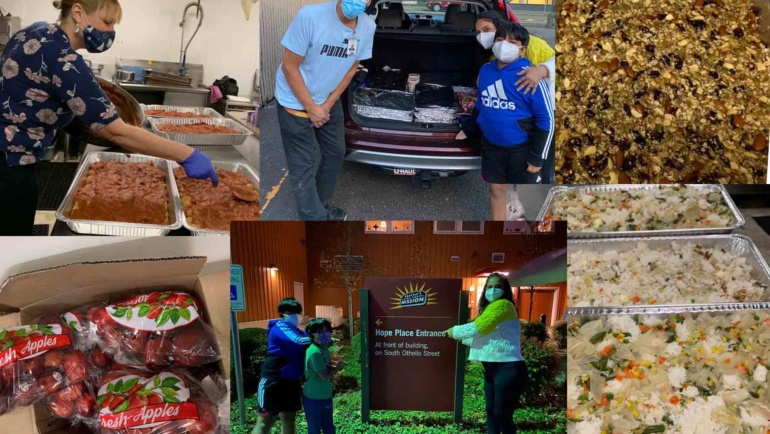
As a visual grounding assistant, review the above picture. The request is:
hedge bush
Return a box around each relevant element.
[520,320,548,343]
[230,328,269,401]
[552,320,568,350]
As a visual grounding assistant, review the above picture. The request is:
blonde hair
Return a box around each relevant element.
[52,0,123,24]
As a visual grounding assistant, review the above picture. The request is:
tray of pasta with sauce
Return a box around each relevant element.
[55,152,183,236]
[171,161,260,235]
[148,117,252,146]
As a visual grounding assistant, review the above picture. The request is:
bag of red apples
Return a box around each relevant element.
[95,369,220,433]
[0,291,223,432]
[89,292,220,369]
[0,323,89,416]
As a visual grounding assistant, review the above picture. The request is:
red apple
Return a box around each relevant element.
[57,383,82,401]
[37,371,65,395]
[21,356,45,376]
[14,380,39,406]
[63,351,88,384]
[171,327,217,367]
[74,392,96,417]
[145,333,172,368]
[90,347,109,369]
[44,349,63,369]
[48,394,74,418]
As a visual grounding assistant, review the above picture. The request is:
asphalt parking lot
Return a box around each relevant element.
[259,7,555,221]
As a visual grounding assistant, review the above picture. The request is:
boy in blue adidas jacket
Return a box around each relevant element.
[459,23,554,220]
[254,298,312,434]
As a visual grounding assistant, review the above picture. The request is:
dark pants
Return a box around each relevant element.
[481,141,542,185]
[541,136,556,184]
[302,396,335,434]
[0,153,37,236]
[482,361,527,434]
[277,101,346,220]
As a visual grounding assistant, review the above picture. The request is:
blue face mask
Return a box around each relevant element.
[315,332,332,345]
[82,14,115,53]
[341,0,367,19]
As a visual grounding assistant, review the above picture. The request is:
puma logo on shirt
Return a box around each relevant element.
[320,44,349,58]
[482,79,516,111]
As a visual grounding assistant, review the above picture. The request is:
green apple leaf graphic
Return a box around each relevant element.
[156,309,171,327]
[0,330,7,341]
[126,309,133,321]
[179,308,191,321]
[153,376,161,388]
[68,321,78,331]
[15,328,26,337]
[107,383,115,394]
[113,399,130,413]
[137,388,154,396]
[170,308,180,325]
[1,341,13,351]
[161,387,178,398]
[120,378,139,394]
[158,294,170,302]
[160,377,180,389]
[138,305,151,318]
[96,395,106,406]
[164,396,180,403]
[112,308,127,318]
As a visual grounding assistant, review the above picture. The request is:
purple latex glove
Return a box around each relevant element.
[181,149,219,186]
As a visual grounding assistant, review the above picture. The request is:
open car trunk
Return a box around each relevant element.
[347,32,487,133]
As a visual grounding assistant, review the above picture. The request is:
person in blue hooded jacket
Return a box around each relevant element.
[458,23,554,221]
[254,298,311,434]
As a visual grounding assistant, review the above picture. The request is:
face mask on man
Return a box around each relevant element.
[80,13,116,53]
[315,331,332,345]
[283,313,300,327]
[341,0,368,19]
[485,288,504,303]
[476,32,495,50]
[493,41,521,64]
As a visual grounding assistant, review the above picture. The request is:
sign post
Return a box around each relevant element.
[361,278,468,421]
[230,264,247,426]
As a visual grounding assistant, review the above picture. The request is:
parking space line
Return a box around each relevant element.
[261,171,289,214]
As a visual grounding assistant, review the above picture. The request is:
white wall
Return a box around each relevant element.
[0,0,260,97]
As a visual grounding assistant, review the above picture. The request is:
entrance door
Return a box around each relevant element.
[293,281,305,324]
[516,287,558,325]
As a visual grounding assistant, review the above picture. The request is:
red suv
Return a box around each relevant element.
[343,0,518,187]
[427,1,464,12]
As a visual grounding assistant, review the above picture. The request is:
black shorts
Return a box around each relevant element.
[481,141,542,185]
[257,377,303,417]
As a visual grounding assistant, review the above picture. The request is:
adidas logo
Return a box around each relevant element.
[481,80,516,111]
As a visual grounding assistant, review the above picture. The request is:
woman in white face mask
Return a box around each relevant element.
[444,273,528,434]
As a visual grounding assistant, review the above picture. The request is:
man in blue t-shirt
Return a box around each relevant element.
[275,0,375,221]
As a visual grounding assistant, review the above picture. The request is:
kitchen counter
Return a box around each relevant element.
[118,82,211,95]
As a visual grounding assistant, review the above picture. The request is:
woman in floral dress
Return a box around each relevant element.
[0,0,219,235]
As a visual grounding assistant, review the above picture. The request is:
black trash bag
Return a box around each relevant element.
[213,76,239,97]
[370,69,408,91]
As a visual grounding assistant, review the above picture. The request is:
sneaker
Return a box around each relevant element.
[327,206,348,221]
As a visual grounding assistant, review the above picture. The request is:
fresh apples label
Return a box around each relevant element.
[107,292,201,332]
[0,325,71,369]
[98,373,196,429]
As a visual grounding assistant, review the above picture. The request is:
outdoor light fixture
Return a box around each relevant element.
[269,264,279,271]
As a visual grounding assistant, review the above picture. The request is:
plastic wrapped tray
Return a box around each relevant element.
[171,161,260,236]
[148,117,252,146]
[537,184,745,238]
[56,152,183,236]
[566,234,770,315]
[140,104,223,123]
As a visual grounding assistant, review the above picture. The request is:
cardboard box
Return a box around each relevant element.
[0,257,230,434]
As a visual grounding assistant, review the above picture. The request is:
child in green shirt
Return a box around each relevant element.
[303,318,345,434]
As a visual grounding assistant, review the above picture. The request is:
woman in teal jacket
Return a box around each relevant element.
[445,273,528,434]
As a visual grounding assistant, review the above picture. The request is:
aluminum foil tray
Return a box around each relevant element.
[140,104,223,124]
[566,234,770,316]
[171,161,260,236]
[537,184,745,239]
[148,117,252,146]
[56,152,183,236]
